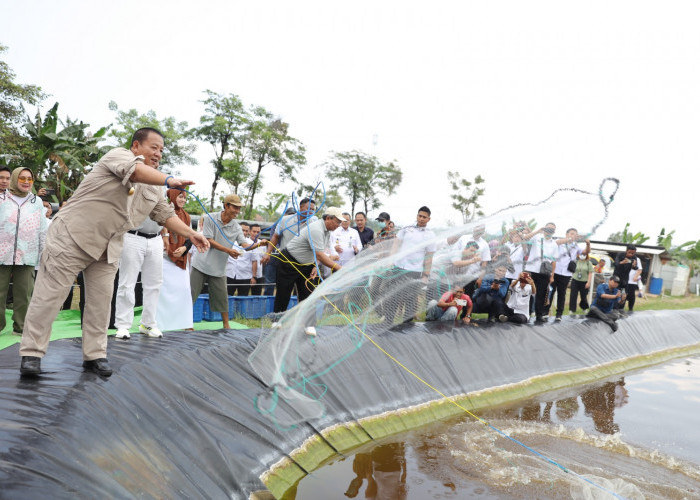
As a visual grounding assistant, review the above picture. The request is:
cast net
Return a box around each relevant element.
[248,178,620,429]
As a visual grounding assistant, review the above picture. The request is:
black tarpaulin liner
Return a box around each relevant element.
[2,309,700,499]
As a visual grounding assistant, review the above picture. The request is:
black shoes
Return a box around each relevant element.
[20,356,41,375]
[610,322,619,333]
[83,358,113,377]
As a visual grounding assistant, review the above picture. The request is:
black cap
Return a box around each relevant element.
[375,211,390,221]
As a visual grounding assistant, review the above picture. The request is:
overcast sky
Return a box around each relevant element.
[4,1,699,244]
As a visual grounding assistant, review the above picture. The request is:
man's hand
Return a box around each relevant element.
[228,248,242,259]
[334,244,343,253]
[261,253,271,265]
[37,187,47,197]
[310,267,318,280]
[190,232,210,253]
[165,178,195,189]
[173,246,187,258]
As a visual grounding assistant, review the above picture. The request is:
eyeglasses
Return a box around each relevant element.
[17,176,34,183]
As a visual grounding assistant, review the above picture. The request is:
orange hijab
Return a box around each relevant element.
[167,189,191,270]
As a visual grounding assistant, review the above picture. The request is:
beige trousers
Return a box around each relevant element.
[19,220,118,361]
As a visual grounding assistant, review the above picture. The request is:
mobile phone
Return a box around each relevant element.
[44,188,56,196]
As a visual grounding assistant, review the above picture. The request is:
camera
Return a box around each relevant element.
[494,278,505,285]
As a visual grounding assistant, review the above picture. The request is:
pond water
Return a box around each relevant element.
[292,356,700,499]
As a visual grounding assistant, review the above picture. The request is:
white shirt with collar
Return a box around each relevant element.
[226,237,256,280]
[330,225,362,265]
[394,225,438,272]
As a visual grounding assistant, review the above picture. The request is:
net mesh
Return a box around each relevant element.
[248,178,620,429]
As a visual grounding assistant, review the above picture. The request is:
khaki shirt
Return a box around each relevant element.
[55,147,175,263]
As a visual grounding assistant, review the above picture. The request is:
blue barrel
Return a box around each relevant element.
[649,277,663,295]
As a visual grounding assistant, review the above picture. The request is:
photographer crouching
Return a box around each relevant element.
[471,265,510,322]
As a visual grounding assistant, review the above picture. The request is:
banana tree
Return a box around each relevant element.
[23,102,109,202]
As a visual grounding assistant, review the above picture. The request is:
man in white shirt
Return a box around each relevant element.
[226,222,257,296]
[382,206,437,324]
[455,223,491,298]
[523,222,559,322]
[249,223,265,295]
[330,212,361,266]
[551,228,590,321]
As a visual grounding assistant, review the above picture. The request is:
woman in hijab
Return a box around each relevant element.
[0,167,49,336]
[156,188,194,331]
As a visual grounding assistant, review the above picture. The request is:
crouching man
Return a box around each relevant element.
[426,286,473,324]
[500,271,535,324]
[587,275,623,332]
[472,266,510,322]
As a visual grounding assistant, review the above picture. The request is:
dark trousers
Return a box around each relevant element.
[251,278,264,296]
[274,250,316,313]
[569,279,590,312]
[227,277,252,296]
[263,256,278,296]
[474,293,506,319]
[504,305,529,324]
[531,272,551,319]
[587,306,620,329]
[551,273,571,317]
[625,284,638,311]
[381,267,422,323]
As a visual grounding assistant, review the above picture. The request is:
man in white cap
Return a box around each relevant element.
[273,207,344,321]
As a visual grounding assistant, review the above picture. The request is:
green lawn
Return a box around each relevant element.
[4,294,699,351]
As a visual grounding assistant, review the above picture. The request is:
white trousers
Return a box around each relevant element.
[115,232,163,329]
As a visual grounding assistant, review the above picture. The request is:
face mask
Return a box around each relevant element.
[378,221,386,228]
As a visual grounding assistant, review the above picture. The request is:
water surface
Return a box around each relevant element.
[293,356,700,499]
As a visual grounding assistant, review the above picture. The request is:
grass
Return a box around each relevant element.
[224,292,700,329]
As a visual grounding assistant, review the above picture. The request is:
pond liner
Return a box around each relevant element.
[1,309,700,499]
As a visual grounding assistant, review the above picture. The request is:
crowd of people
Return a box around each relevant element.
[421,214,643,333]
[2,128,644,378]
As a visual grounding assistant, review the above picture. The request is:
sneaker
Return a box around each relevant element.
[12,331,22,336]
[20,356,41,375]
[271,322,282,330]
[610,322,619,333]
[498,314,508,323]
[115,328,130,339]
[304,326,317,336]
[83,358,113,377]
[554,316,562,322]
[139,324,163,338]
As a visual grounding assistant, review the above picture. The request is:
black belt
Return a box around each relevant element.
[128,230,159,239]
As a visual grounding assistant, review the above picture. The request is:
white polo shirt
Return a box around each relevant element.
[394,225,438,273]
[523,235,558,274]
[330,226,362,265]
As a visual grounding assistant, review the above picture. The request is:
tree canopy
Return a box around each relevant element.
[0,44,44,164]
[448,172,485,224]
[23,102,109,202]
[323,150,401,216]
[108,101,197,172]
[191,90,250,209]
